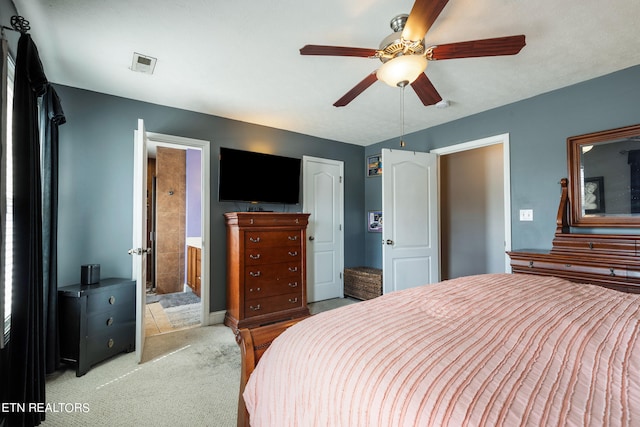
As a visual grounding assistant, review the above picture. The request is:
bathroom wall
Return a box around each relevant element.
[155,147,186,294]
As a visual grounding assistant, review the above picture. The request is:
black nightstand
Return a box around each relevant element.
[58,278,136,376]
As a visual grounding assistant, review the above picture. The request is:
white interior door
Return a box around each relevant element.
[132,118,149,363]
[303,156,344,302]
[382,149,439,293]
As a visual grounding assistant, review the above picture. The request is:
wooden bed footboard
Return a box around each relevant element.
[235,317,309,427]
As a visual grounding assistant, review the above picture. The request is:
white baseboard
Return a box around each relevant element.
[207,310,226,325]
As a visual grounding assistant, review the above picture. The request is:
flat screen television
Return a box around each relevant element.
[218,147,301,204]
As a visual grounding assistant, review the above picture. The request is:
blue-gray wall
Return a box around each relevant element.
[53,85,365,312]
[364,65,640,268]
[53,65,639,312]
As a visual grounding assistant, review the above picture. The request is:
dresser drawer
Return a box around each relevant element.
[245,277,302,301]
[244,293,303,318]
[86,287,135,314]
[244,230,302,248]
[552,235,639,257]
[245,261,302,283]
[514,257,630,279]
[245,246,302,265]
[235,214,308,227]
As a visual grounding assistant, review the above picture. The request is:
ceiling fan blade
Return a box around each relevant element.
[403,0,450,42]
[411,73,442,106]
[333,72,378,107]
[300,45,378,58]
[429,35,526,60]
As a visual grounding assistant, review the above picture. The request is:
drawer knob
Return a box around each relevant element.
[249,237,261,243]
[288,235,298,241]
[249,287,261,292]
[108,296,116,304]
[610,268,616,277]
[565,264,572,268]
[108,338,114,348]
[288,251,298,257]
[249,271,261,277]
[288,282,298,288]
[106,317,114,326]
[588,242,594,250]
[288,267,298,272]
[528,261,534,268]
[289,297,298,303]
[249,304,261,311]
[249,254,261,260]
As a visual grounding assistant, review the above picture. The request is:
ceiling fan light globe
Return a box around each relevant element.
[376,55,427,88]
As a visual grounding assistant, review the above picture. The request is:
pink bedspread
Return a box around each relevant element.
[243,273,640,426]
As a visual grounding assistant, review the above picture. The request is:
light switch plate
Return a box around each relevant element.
[520,209,533,221]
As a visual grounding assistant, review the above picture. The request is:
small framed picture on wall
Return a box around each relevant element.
[368,211,382,232]
[367,154,382,177]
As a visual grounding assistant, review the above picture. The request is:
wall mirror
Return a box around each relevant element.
[567,123,640,227]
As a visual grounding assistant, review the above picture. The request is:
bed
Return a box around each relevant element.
[236,273,640,426]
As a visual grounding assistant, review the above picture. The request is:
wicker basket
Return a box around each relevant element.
[344,267,382,300]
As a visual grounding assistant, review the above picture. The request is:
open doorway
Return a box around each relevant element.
[432,134,512,280]
[145,145,201,335]
[142,134,211,338]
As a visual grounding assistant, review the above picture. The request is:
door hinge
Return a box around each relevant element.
[340,176,343,183]
[339,224,342,231]
[339,272,342,279]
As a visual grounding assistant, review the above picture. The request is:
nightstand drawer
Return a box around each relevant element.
[86,308,135,336]
[86,286,135,314]
[85,325,135,362]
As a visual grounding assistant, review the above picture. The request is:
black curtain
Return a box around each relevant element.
[7,33,48,427]
[41,85,65,374]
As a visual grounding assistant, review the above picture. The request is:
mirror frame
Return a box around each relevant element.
[567,123,640,227]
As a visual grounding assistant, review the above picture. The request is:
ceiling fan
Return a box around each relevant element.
[300,0,526,107]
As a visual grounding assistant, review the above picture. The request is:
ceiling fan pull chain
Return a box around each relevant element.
[400,86,406,147]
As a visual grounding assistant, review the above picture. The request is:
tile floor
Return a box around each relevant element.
[145,302,201,336]
[145,302,173,336]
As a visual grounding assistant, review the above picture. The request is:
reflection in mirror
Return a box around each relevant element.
[568,123,640,227]
[580,138,640,216]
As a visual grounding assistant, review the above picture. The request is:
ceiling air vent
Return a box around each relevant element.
[131,52,157,74]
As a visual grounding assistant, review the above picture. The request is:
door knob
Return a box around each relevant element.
[386,239,394,245]
[309,236,315,241]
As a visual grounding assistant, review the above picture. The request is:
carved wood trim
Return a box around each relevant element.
[235,317,309,427]
[556,178,570,234]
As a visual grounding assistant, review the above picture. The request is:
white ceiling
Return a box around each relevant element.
[12,0,640,146]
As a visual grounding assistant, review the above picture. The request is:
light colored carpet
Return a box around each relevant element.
[309,296,359,314]
[44,297,358,426]
[45,325,239,427]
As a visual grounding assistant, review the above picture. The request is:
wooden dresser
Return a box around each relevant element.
[508,179,640,293]
[224,212,311,331]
